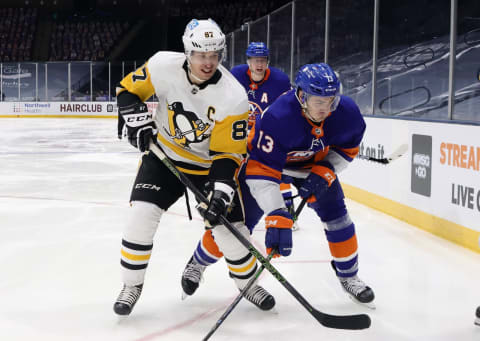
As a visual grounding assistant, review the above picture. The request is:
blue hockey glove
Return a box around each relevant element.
[298,161,336,200]
[119,102,157,152]
[265,208,293,257]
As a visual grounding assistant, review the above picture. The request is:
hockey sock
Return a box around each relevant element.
[324,214,359,278]
[194,230,223,266]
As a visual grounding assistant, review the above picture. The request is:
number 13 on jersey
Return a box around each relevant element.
[256,130,274,153]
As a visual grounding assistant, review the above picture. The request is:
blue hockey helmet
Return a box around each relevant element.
[246,42,269,58]
[294,63,341,112]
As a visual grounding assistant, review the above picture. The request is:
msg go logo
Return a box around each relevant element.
[411,134,432,197]
[413,153,430,179]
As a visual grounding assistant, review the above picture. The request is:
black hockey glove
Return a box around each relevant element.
[118,102,157,152]
[196,180,236,228]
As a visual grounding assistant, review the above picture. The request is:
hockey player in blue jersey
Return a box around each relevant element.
[241,63,375,307]
[230,42,291,128]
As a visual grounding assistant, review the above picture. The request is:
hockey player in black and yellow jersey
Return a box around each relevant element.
[113,19,275,316]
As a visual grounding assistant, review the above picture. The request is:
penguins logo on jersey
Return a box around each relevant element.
[164,102,211,148]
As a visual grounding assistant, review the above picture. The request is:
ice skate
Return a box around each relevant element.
[475,306,480,326]
[181,256,206,299]
[113,284,143,316]
[242,285,276,311]
[330,260,375,309]
[339,275,375,309]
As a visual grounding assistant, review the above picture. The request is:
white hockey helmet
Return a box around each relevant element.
[182,19,226,62]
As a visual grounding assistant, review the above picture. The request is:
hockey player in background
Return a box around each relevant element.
[230,42,291,129]
[230,41,300,230]
[183,63,375,308]
[113,18,275,316]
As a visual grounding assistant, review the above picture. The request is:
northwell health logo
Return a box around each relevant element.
[12,102,51,113]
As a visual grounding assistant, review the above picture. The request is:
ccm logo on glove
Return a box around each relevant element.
[125,112,153,124]
[119,102,157,152]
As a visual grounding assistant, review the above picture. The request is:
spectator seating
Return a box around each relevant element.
[0,8,38,62]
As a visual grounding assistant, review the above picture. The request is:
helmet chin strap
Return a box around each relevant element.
[189,68,207,83]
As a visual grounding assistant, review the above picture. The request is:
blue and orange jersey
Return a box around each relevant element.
[246,89,366,183]
[230,64,291,128]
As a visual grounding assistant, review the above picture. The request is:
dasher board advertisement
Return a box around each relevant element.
[340,117,480,243]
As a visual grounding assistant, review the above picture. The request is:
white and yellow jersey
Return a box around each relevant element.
[118,51,249,175]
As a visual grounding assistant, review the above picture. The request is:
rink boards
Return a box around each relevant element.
[340,116,480,253]
[0,101,119,118]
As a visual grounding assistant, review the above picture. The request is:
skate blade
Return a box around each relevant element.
[292,223,300,232]
[268,307,279,314]
[116,315,129,323]
[181,291,190,300]
[475,318,480,326]
[347,294,376,310]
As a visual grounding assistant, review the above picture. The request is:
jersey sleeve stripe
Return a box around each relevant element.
[119,63,156,102]
[313,147,330,163]
[331,146,360,161]
[245,159,282,182]
[211,153,243,166]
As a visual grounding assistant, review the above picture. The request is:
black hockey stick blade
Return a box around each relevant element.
[367,143,408,164]
[314,310,371,330]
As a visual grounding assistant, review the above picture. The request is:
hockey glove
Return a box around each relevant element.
[119,102,157,152]
[265,208,293,257]
[298,161,336,200]
[196,181,236,228]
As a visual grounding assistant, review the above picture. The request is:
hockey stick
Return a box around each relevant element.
[364,143,408,164]
[149,142,371,330]
[202,198,308,340]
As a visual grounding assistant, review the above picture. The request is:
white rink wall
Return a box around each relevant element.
[0,101,118,117]
[340,116,480,252]
[0,102,158,117]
